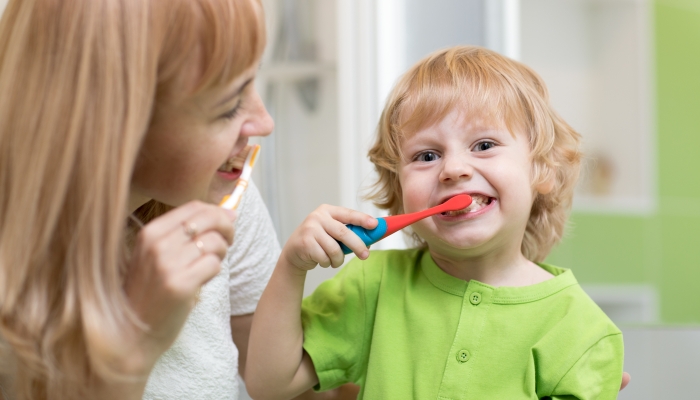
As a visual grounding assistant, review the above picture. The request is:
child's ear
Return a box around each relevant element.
[535,175,555,195]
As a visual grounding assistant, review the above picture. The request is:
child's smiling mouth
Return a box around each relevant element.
[440,194,495,217]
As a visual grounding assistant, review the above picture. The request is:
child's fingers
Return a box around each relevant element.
[323,218,370,261]
[307,239,333,268]
[313,226,349,267]
[324,205,377,230]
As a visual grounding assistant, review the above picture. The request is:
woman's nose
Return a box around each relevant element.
[240,87,274,138]
[439,155,473,182]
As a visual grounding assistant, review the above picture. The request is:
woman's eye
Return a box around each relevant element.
[221,100,242,120]
[415,151,440,162]
[473,141,495,152]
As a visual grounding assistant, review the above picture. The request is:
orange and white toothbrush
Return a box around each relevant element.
[219,144,261,210]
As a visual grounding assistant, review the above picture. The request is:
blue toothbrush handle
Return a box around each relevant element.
[338,218,388,255]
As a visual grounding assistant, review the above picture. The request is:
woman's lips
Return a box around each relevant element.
[218,145,252,173]
[216,168,243,181]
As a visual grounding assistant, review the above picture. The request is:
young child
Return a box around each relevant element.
[246,46,624,399]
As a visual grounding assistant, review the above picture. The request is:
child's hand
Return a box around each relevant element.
[282,204,378,271]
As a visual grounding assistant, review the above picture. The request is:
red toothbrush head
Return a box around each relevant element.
[438,194,472,212]
[381,194,472,238]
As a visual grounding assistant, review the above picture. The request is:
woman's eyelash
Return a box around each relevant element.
[221,100,242,120]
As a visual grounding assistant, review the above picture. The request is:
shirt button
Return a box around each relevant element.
[456,350,470,363]
[469,292,482,305]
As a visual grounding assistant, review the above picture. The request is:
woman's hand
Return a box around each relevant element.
[122,201,236,376]
[280,204,377,272]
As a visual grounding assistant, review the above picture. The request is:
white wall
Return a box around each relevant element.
[619,327,700,399]
[521,0,655,214]
[404,0,485,66]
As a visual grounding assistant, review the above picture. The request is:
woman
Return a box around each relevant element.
[0,0,279,398]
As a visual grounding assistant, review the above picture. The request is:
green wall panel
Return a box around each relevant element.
[658,215,700,322]
[656,2,700,199]
[546,214,653,284]
[655,1,700,322]
[546,2,700,323]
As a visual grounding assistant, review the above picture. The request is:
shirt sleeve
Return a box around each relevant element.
[224,180,281,316]
[301,257,370,391]
[548,333,624,400]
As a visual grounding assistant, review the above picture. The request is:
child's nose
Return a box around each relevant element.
[439,156,473,182]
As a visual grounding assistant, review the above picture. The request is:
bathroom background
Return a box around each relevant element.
[2,0,697,398]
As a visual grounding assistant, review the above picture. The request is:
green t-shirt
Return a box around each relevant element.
[301,249,623,399]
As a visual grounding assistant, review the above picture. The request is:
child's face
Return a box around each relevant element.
[398,108,542,259]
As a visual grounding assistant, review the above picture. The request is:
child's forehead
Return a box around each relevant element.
[401,107,518,140]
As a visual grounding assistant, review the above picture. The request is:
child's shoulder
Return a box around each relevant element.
[527,265,624,396]
[527,264,622,360]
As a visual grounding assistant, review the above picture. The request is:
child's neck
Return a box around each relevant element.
[428,245,554,288]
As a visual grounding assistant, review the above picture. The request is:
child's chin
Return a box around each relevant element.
[432,230,498,251]
[430,236,482,252]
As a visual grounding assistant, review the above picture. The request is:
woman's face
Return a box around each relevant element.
[130,63,273,211]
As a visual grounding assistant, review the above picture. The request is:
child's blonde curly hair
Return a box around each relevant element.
[367,46,582,262]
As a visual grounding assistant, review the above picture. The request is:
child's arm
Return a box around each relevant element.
[548,333,624,400]
[245,205,377,400]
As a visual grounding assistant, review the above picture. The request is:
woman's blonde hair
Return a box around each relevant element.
[367,46,582,262]
[0,0,265,398]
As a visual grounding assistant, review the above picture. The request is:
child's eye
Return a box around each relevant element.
[473,141,495,152]
[414,151,440,162]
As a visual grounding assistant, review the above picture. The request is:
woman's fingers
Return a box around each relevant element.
[157,228,231,271]
[134,201,235,269]
[181,253,224,288]
[179,206,236,245]
[140,200,236,245]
